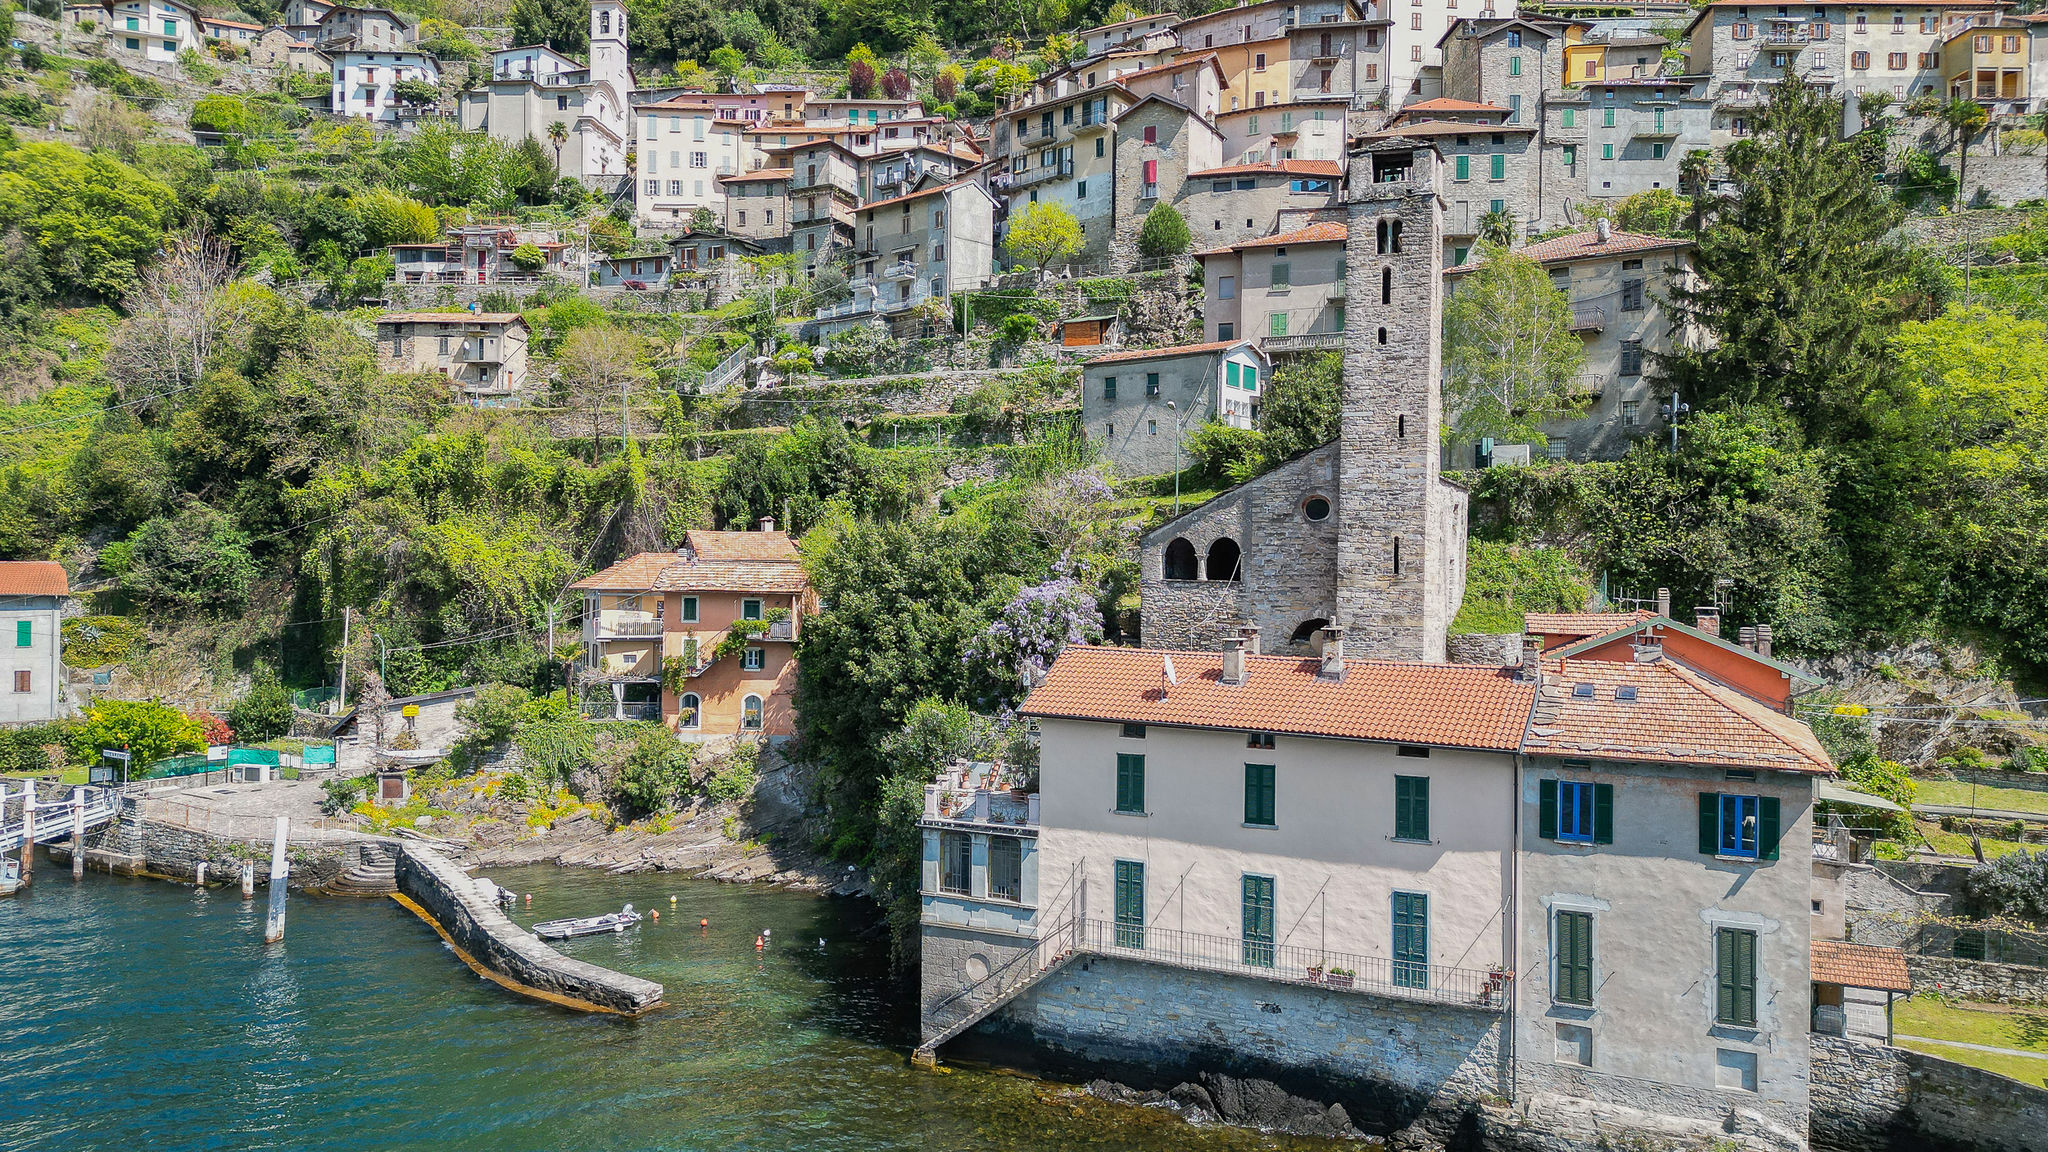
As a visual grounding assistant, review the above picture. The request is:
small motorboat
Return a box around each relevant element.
[532,903,641,940]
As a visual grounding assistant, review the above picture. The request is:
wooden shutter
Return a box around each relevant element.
[1116,753,1144,813]
[1556,911,1593,1004]
[11,670,27,694]
[14,620,28,647]
[1698,792,1720,855]
[1538,779,1558,839]
[1594,783,1614,845]
[1716,928,1757,1025]
[1244,763,1275,826]
[1758,795,1781,860]
[1396,775,1429,840]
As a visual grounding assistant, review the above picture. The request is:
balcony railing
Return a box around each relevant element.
[593,617,664,639]
[580,700,662,722]
[814,296,879,321]
[762,619,797,642]
[1763,28,1812,44]
[882,261,918,280]
[1717,88,1762,107]
[921,783,1039,831]
[848,274,877,291]
[1070,918,1509,1010]
[1263,331,1346,353]
[1568,304,1607,331]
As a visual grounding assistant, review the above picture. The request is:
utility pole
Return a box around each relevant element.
[621,377,631,454]
[336,606,351,716]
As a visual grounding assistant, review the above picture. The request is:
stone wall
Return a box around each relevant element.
[1945,768,2048,796]
[59,806,349,888]
[976,953,1504,1146]
[1811,1033,2048,1152]
[1908,955,2048,1005]
[393,843,664,1014]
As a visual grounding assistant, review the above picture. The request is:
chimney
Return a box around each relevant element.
[1318,626,1346,681]
[1695,607,1721,637]
[1632,635,1662,663]
[1596,216,1612,244]
[1517,633,1545,683]
[1755,624,1772,659]
[1738,625,1758,651]
[755,515,776,532]
[1221,636,1247,685]
[1655,587,1671,618]
[1240,625,1261,656]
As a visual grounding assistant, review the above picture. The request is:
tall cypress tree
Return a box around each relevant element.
[1658,79,1925,443]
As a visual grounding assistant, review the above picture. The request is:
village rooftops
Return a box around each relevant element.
[1361,120,1538,139]
[1524,610,1659,640]
[856,178,981,213]
[1810,940,1912,993]
[1021,645,1538,751]
[719,167,794,183]
[1395,97,1512,117]
[1526,655,1833,774]
[571,531,806,595]
[1086,338,1259,366]
[377,312,524,325]
[1186,159,1343,179]
[0,561,68,597]
[1195,219,1347,257]
[1470,229,1692,266]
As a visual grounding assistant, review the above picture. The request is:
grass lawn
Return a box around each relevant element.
[1915,779,2048,816]
[1895,998,2048,1086]
[2,766,88,785]
[1879,818,2033,862]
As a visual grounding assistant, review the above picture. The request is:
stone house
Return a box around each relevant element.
[1684,0,2005,145]
[1215,99,1355,166]
[1444,226,1695,463]
[1559,76,1715,207]
[98,0,205,62]
[1570,31,1680,84]
[1111,95,1226,257]
[200,16,262,44]
[1141,138,1468,661]
[1173,0,1387,101]
[569,528,814,738]
[373,312,530,404]
[918,629,1831,1147]
[780,138,864,265]
[328,50,440,122]
[1078,11,1181,57]
[310,4,411,52]
[1176,159,1344,251]
[592,251,676,289]
[0,563,69,724]
[1439,16,1578,137]
[992,82,1133,265]
[839,179,998,324]
[280,0,333,28]
[1195,217,1349,353]
[249,26,326,72]
[1081,339,1270,477]
[718,168,792,243]
[459,8,633,189]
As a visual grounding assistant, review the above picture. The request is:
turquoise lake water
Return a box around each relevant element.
[0,857,1336,1152]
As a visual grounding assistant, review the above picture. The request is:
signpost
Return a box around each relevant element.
[101,748,131,790]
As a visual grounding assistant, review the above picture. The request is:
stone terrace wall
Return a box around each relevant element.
[1812,1033,2048,1152]
[1908,955,2048,1005]
[393,843,663,1014]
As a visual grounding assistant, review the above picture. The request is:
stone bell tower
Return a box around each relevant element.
[1333,138,1466,663]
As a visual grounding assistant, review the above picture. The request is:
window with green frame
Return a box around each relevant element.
[742,598,763,620]
[1242,875,1275,966]
[12,620,27,648]
[1562,144,1577,165]
[1270,313,1287,337]
[1489,153,1505,180]
[1561,107,1576,127]
[1555,910,1594,1004]
[1603,107,1615,126]
[1114,860,1145,948]
[1455,154,1470,180]
[1226,361,1240,388]
[1392,891,1428,988]
[1601,143,1614,160]
[1244,763,1275,826]
[1715,927,1758,1026]
[680,596,699,622]
[1115,753,1145,813]
[1103,375,1117,400]
[1508,56,1522,75]
[1394,775,1429,840]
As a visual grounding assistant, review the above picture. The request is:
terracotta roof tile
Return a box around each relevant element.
[1021,646,1538,751]
[720,167,793,183]
[857,178,978,213]
[1526,610,1658,640]
[650,561,809,594]
[1197,219,1347,256]
[1399,97,1509,114]
[1364,119,1536,138]
[0,562,67,596]
[1187,159,1342,179]
[377,312,525,325]
[1086,338,1255,365]
[1512,230,1691,263]
[681,530,802,563]
[570,553,676,591]
[1811,940,1912,992]
[570,538,808,595]
[1522,657,1833,774]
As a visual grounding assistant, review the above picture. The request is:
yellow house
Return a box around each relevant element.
[1946,23,2029,104]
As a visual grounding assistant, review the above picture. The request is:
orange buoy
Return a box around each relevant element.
[700,918,709,928]
[651,909,659,920]
[755,935,764,950]
[524,894,532,904]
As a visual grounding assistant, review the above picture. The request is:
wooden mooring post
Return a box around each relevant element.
[70,788,84,880]
[262,816,288,943]
[17,782,32,889]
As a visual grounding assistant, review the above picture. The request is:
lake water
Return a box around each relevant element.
[0,858,1335,1152]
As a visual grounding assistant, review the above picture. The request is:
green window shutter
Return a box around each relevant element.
[1244,763,1276,826]
[1556,911,1593,1004]
[13,620,27,648]
[1270,313,1287,337]
[1242,875,1276,966]
[1593,783,1614,845]
[1114,860,1145,948]
[1226,362,1240,389]
[1601,143,1614,160]
[1455,154,1470,180]
[1603,107,1615,127]
[1538,779,1558,839]
[1562,108,1575,127]
[1489,153,1505,180]
[1759,796,1781,860]
[1395,775,1429,840]
[1715,929,1735,1022]
[1116,753,1145,813]
[1716,928,1758,1025]
[1698,792,1720,855]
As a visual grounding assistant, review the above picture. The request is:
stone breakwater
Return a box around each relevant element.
[392,843,665,1015]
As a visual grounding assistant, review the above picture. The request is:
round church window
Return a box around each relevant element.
[1303,497,1331,522]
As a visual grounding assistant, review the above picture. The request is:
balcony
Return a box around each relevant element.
[919,783,1039,833]
[1633,120,1681,138]
[873,169,904,189]
[814,296,878,321]
[882,261,918,281]
[848,273,876,291]
[1068,918,1510,1011]
[1072,113,1111,135]
[581,700,662,722]
[1329,279,1346,299]
[1763,28,1812,45]
[762,619,797,642]
[1263,331,1346,354]
[454,347,502,363]
[593,617,664,639]
[1568,304,1607,331]
[1568,372,1606,398]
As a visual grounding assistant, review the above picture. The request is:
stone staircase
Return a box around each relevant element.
[318,840,398,896]
[914,917,1081,1065]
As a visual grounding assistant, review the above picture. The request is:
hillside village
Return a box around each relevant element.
[3,0,2048,1147]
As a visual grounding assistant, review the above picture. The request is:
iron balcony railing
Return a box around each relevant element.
[580,701,662,722]
[1568,304,1607,331]
[593,617,664,638]
[1071,918,1510,1010]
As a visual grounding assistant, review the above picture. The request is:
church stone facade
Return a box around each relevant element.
[1140,138,1468,660]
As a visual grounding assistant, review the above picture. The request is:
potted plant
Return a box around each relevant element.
[1305,964,1324,983]
[1326,966,1355,989]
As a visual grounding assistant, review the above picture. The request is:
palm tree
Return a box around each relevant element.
[1940,97,1989,212]
[547,120,567,176]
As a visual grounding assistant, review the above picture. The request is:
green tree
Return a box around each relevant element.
[227,667,295,742]
[1135,202,1190,259]
[349,188,439,248]
[1660,77,1920,442]
[1442,242,1587,447]
[709,44,747,88]
[511,0,587,54]
[870,698,1005,955]
[102,502,258,615]
[0,141,172,300]
[509,242,547,272]
[1609,188,1688,236]
[70,699,205,769]
[1004,201,1082,277]
[1478,205,1515,246]
[1257,350,1341,462]
[615,725,695,815]
[392,77,440,106]
[546,119,568,174]
[1938,97,1989,211]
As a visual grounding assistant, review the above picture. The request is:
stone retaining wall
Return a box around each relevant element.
[1944,768,2048,795]
[1908,954,2048,1005]
[1811,1033,2048,1152]
[393,843,663,1014]
[56,807,348,888]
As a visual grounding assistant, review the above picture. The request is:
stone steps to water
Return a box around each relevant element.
[318,842,398,897]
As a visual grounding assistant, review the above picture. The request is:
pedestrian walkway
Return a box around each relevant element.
[1898,1035,2048,1062]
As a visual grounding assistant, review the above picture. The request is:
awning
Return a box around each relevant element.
[1812,940,1912,993]
[1817,779,1904,813]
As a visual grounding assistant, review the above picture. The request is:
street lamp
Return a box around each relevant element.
[1659,390,1691,454]
[1165,399,1194,516]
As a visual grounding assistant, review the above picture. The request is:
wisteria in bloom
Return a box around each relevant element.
[966,561,1105,695]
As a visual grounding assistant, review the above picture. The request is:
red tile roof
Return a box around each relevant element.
[682,530,801,563]
[1811,940,1912,992]
[1523,656,1833,775]
[0,562,67,597]
[857,178,977,213]
[1398,97,1509,115]
[1116,53,1222,85]
[572,532,806,593]
[1511,229,1691,263]
[1021,646,1538,751]
[1363,119,1536,138]
[570,553,674,591]
[1526,610,1658,641]
[1197,219,1347,257]
[1086,338,1255,365]
[652,561,809,594]
[720,167,793,183]
[377,312,525,325]
[1188,159,1342,179]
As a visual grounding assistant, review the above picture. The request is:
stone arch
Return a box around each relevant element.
[1163,537,1199,581]
[1206,537,1242,582]
[1290,618,1329,645]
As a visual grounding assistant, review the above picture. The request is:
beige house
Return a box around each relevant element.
[719,168,791,242]
[1195,217,1348,354]
[821,179,998,334]
[1445,225,1695,463]
[460,8,634,190]
[373,312,530,405]
[634,101,755,226]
